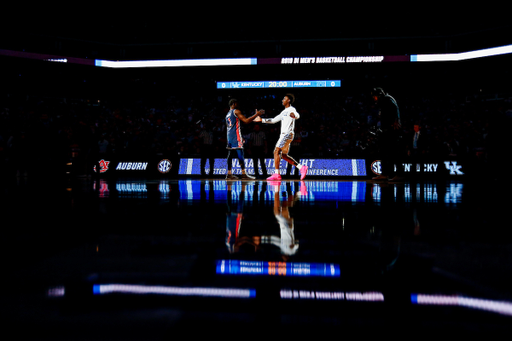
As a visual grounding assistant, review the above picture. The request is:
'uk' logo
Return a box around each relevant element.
[444,161,464,175]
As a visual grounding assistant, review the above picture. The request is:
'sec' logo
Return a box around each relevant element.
[371,160,382,175]
[158,159,172,174]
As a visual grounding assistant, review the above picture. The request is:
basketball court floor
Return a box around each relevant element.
[2,175,511,337]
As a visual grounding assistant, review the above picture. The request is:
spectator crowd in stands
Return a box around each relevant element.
[0,88,510,177]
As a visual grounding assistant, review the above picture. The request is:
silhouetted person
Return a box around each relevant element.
[199,122,215,177]
[248,124,268,178]
[371,88,405,182]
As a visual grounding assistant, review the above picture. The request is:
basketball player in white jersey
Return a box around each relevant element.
[255,94,308,180]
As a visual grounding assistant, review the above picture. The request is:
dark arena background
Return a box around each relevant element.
[1,10,512,338]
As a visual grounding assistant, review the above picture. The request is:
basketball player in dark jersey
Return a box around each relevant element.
[225,98,264,180]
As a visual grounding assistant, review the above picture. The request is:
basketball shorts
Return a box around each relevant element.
[226,133,244,149]
[275,133,294,154]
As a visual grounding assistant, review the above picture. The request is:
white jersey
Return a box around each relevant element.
[262,106,299,135]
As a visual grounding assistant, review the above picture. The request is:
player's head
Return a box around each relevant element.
[371,87,386,101]
[229,98,238,108]
[283,93,295,105]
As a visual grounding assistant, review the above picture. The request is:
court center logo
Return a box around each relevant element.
[158,159,172,174]
[371,160,382,175]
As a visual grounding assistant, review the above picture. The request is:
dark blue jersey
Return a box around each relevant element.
[226,109,244,149]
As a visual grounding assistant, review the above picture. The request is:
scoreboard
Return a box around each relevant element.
[217,80,341,89]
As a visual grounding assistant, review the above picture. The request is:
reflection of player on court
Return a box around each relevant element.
[255,94,308,181]
[225,182,247,254]
[225,181,266,254]
[371,182,403,273]
[225,98,264,180]
[266,181,300,259]
[225,181,305,259]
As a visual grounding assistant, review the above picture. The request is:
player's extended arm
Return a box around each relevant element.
[235,109,265,124]
[261,112,283,124]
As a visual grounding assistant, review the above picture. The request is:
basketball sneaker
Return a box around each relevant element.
[300,165,308,180]
[267,173,282,181]
[240,173,255,180]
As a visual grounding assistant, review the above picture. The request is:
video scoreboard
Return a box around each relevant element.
[216,80,341,89]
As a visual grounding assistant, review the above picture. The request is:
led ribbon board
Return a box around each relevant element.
[94,157,173,175]
[95,58,257,68]
[217,80,341,89]
[411,44,512,62]
[178,158,366,177]
[2,44,512,67]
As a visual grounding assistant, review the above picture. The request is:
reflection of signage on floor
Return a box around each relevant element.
[280,290,384,301]
[178,158,366,176]
[89,179,463,204]
[179,180,367,202]
[216,259,340,277]
[370,160,464,176]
